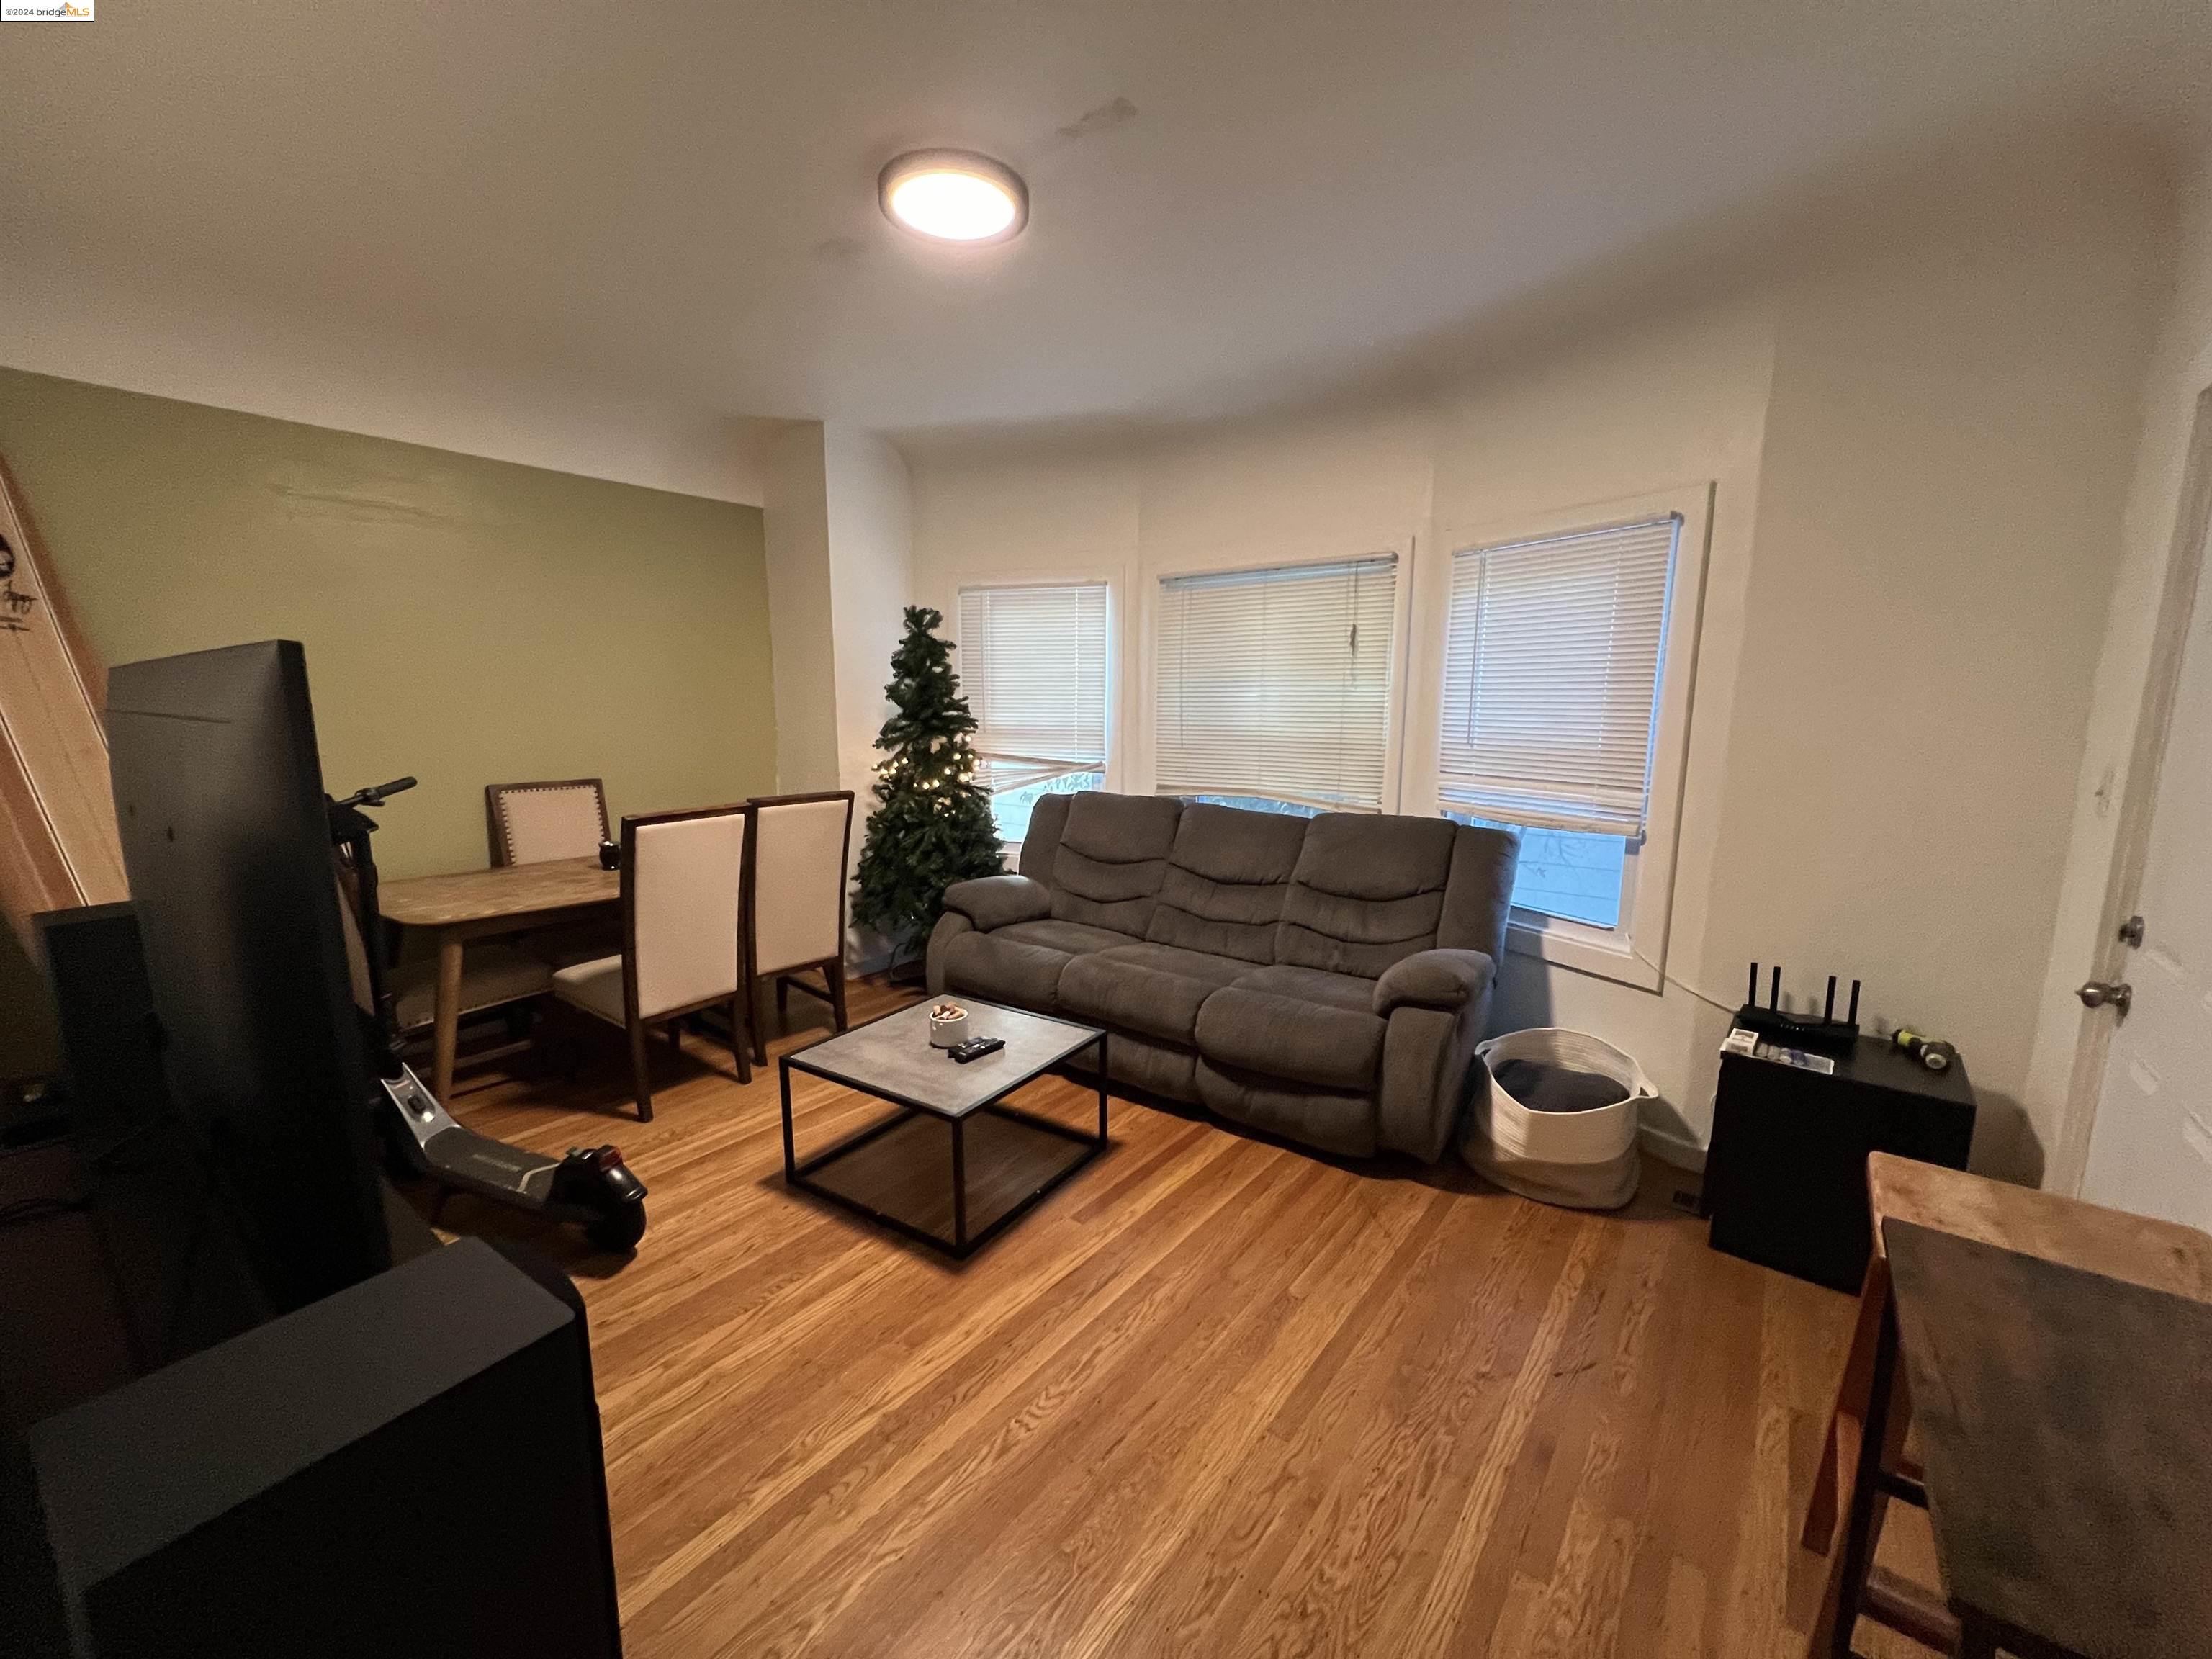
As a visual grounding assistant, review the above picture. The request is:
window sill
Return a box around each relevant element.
[1503,914,1662,993]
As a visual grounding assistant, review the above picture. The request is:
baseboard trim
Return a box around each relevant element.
[1640,1120,1707,1173]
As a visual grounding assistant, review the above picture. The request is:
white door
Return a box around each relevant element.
[2082,511,2212,1227]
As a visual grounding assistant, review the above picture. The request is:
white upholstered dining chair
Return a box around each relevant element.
[745,791,855,1064]
[551,804,753,1120]
[485,778,611,866]
[488,777,621,966]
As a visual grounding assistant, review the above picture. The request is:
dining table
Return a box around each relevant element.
[377,855,619,1103]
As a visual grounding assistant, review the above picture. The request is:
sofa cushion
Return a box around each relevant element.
[997,918,1134,957]
[1059,943,1249,1046]
[1195,963,1385,1092]
[1145,803,1308,964]
[1067,1025,1201,1100]
[935,927,1083,1012]
[1050,793,1182,935]
[1196,1061,1377,1159]
[1017,791,1073,881]
[1277,813,1458,979]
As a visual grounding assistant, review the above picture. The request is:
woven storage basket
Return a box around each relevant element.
[1460,1027,1653,1210]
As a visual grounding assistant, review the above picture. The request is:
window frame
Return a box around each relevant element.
[950,570,1120,853]
[1136,534,1416,814]
[1408,485,1713,992]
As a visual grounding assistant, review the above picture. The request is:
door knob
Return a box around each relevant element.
[2077,980,2133,1015]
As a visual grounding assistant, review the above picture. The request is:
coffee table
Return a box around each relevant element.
[778,999,1108,1258]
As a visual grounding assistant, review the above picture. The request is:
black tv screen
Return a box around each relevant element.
[106,640,390,1313]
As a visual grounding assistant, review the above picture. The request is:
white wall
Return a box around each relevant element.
[1701,180,2161,1181]
[822,425,915,803]
[763,419,917,963]
[2030,141,2212,1192]
[909,158,2166,1176]
[762,421,842,795]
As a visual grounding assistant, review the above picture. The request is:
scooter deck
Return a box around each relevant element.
[421,1123,560,1205]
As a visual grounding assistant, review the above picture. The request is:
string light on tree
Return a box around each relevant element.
[852,606,1005,971]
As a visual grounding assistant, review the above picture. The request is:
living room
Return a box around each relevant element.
[4,5,2211,1656]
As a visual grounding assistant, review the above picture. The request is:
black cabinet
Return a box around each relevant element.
[12,1238,621,1659]
[1703,1037,1975,1292]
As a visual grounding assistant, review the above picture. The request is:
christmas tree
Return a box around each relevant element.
[852,605,1007,964]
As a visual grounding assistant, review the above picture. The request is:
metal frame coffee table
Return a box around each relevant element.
[778,999,1108,1258]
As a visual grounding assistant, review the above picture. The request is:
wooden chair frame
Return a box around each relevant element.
[486,777,613,867]
[742,790,854,1065]
[612,803,754,1121]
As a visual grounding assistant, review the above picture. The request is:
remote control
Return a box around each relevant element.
[948,1037,1005,1064]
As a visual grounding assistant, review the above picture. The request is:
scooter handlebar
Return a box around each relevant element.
[333,775,418,810]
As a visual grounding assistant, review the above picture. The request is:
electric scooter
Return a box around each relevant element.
[329,777,648,1252]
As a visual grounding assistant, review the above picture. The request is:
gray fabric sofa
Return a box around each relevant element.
[925,792,1519,1163]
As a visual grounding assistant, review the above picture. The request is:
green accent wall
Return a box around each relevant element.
[0,365,774,1080]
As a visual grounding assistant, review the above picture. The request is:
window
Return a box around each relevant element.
[1431,505,1698,986]
[1437,516,1677,840]
[1450,814,1628,929]
[1154,555,1398,811]
[958,583,1109,842]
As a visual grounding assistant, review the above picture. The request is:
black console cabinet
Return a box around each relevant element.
[13,1237,621,1658]
[1702,1036,1976,1292]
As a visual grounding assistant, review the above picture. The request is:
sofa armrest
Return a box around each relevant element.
[941,873,1053,932]
[924,910,971,997]
[1373,948,1496,1017]
[1376,953,1497,1162]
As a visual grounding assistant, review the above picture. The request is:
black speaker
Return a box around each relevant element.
[32,903,168,1159]
[18,1238,622,1658]
[33,901,266,1370]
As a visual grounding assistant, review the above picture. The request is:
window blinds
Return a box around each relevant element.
[1154,555,1398,811]
[1437,516,1678,838]
[958,583,1109,793]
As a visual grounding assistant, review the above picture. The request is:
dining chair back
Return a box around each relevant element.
[745,791,855,1062]
[551,803,752,1120]
[487,778,611,867]
[629,808,748,1020]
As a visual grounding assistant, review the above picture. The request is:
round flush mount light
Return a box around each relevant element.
[878,149,1028,244]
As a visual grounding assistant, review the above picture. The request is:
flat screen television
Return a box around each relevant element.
[105,640,391,1314]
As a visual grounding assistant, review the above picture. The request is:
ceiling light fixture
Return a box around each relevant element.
[878,149,1028,244]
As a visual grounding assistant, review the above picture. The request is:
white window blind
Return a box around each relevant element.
[1154,555,1398,811]
[1437,516,1678,837]
[958,583,1109,793]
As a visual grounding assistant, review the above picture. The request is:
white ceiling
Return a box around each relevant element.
[2,2,2207,500]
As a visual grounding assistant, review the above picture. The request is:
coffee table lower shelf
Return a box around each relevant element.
[779,1031,1108,1259]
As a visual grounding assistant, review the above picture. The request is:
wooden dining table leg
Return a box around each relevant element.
[431,930,464,1105]
[1812,1291,1907,1659]
[1805,1251,1892,1552]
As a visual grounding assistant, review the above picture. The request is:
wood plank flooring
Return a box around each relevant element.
[433,979,1944,1658]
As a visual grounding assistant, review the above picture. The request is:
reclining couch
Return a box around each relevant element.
[925,792,1519,1163]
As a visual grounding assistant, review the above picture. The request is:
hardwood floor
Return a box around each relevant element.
[433,979,1943,1658]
